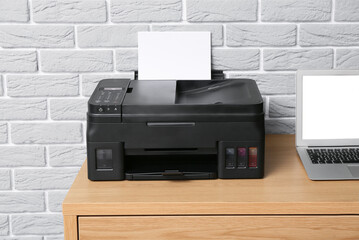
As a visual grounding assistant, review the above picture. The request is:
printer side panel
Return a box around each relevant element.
[87,79,129,180]
[87,141,125,181]
[86,116,125,180]
[218,119,265,179]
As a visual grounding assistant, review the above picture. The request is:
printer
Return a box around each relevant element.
[87,74,265,180]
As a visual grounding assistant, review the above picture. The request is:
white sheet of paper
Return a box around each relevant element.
[138,32,211,80]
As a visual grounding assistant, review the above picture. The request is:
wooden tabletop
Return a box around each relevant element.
[63,135,359,216]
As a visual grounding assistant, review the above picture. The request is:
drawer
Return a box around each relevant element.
[79,215,359,240]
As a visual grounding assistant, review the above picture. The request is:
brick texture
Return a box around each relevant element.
[300,24,359,46]
[335,0,359,21]
[45,237,64,240]
[0,215,8,235]
[48,191,68,212]
[12,214,63,235]
[0,0,358,238]
[269,96,296,118]
[116,49,138,71]
[0,192,45,213]
[33,0,106,23]
[77,25,149,48]
[0,99,47,120]
[336,49,359,69]
[227,73,295,95]
[2,237,43,240]
[0,51,37,72]
[49,146,86,167]
[7,75,79,97]
[263,49,333,70]
[41,50,113,72]
[212,49,259,70]
[152,25,223,46]
[0,123,8,143]
[50,98,87,120]
[0,146,45,167]
[111,0,182,22]
[262,0,331,22]
[0,169,11,190]
[0,0,29,22]
[0,76,3,96]
[15,168,79,190]
[0,25,74,48]
[11,123,83,144]
[187,0,257,22]
[227,24,296,47]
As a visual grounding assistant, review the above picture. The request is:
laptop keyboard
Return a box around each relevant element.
[307,148,359,164]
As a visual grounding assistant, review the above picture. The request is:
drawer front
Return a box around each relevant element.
[79,215,359,240]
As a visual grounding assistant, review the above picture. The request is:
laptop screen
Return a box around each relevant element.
[302,75,359,140]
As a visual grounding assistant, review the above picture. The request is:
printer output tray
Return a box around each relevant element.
[126,171,216,180]
[124,151,218,180]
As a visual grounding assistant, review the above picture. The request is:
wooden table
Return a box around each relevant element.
[63,135,359,240]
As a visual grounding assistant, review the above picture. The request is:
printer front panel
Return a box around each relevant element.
[87,120,264,148]
[87,118,264,180]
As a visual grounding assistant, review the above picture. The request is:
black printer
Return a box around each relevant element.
[87,75,265,181]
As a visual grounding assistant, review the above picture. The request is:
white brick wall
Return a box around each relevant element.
[15,168,79,190]
[261,0,332,22]
[77,25,149,47]
[0,192,45,213]
[0,170,11,190]
[7,75,79,97]
[11,214,63,235]
[227,24,297,47]
[187,0,258,22]
[0,0,358,239]
[0,25,74,48]
[0,0,29,22]
[0,51,37,72]
[0,146,45,167]
[40,50,113,72]
[111,0,182,22]
[32,0,107,23]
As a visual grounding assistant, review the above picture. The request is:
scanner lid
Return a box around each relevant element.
[121,79,263,122]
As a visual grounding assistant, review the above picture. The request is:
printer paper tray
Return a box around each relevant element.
[125,171,217,180]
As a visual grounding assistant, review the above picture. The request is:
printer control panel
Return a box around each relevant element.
[88,79,130,114]
[92,88,123,114]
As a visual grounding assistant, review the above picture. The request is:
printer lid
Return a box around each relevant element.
[121,79,263,122]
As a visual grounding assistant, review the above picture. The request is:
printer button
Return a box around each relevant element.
[96,149,113,170]
[225,148,235,169]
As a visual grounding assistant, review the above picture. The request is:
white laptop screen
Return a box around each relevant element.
[302,75,359,140]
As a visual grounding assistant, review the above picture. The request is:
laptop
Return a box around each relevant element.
[296,70,359,180]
